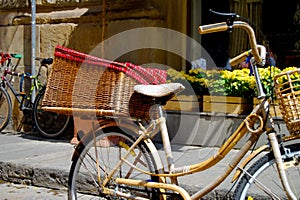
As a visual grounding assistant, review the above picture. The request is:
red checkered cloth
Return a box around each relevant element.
[54,46,167,85]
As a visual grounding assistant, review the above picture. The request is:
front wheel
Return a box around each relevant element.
[234,140,300,199]
[68,127,160,200]
[33,88,70,138]
[0,86,12,132]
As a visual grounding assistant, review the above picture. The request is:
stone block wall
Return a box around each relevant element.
[0,0,188,69]
[0,0,187,132]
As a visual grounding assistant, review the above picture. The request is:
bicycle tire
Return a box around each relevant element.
[0,86,12,132]
[68,127,160,200]
[33,89,70,138]
[234,140,300,199]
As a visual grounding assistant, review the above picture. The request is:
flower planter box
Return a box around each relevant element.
[163,95,203,112]
[253,98,282,117]
[203,95,252,115]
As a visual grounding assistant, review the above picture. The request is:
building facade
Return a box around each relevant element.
[0,0,299,70]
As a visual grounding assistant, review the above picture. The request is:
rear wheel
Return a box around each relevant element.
[68,127,160,199]
[0,86,11,132]
[234,141,300,199]
[33,89,70,138]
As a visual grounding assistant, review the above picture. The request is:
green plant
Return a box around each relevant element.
[258,66,282,99]
[207,68,256,99]
[167,66,298,99]
[167,68,256,98]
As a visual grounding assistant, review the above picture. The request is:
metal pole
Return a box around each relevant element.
[31,0,36,101]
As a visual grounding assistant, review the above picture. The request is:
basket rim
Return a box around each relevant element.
[274,68,300,80]
[54,46,167,85]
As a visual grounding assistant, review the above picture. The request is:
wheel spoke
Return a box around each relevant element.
[68,131,158,199]
[235,142,300,200]
[33,90,70,138]
[0,87,11,132]
[242,167,281,199]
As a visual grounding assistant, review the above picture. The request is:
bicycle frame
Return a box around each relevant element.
[97,103,263,196]
[0,69,42,110]
[95,96,295,199]
[0,58,47,111]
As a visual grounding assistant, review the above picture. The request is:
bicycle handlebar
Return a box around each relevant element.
[209,9,238,18]
[198,21,266,66]
[3,57,53,78]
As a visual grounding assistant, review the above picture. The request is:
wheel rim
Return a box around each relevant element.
[69,132,157,199]
[238,149,300,199]
[0,88,11,131]
[34,91,70,137]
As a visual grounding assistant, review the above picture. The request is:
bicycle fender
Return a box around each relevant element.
[231,144,269,183]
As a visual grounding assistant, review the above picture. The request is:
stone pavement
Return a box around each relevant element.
[0,180,67,200]
[0,131,252,199]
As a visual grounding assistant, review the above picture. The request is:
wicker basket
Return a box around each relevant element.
[274,69,300,135]
[42,46,167,120]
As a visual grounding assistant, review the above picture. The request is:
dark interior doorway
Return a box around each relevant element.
[262,0,300,67]
[200,0,231,68]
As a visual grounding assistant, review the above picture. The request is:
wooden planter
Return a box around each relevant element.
[163,95,203,112]
[203,95,252,115]
[253,98,282,117]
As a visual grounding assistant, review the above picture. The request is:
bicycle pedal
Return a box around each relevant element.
[19,93,28,99]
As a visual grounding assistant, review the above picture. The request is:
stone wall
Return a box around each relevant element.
[0,0,187,66]
[0,0,187,132]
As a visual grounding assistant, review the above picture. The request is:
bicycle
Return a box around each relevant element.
[67,11,300,200]
[0,55,70,138]
[0,52,22,82]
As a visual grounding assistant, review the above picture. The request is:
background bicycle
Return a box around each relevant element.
[0,54,70,138]
[0,52,22,83]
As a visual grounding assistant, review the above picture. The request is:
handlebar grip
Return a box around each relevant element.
[230,45,267,67]
[11,54,22,59]
[198,22,228,34]
[199,21,263,65]
[41,58,53,65]
[230,50,252,67]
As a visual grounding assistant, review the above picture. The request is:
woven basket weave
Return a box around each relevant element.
[274,69,300,135]
[42,46,166,120]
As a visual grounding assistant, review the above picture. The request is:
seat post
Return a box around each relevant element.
[157,104,175,172]
[157,104,164,118]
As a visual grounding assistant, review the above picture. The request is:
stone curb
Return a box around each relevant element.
[0,161,69,189]
[0,133,253,199]
[0,161,236,199]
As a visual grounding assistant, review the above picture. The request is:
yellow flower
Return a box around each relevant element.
[166,66,291,98]
[282,67,298,72]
